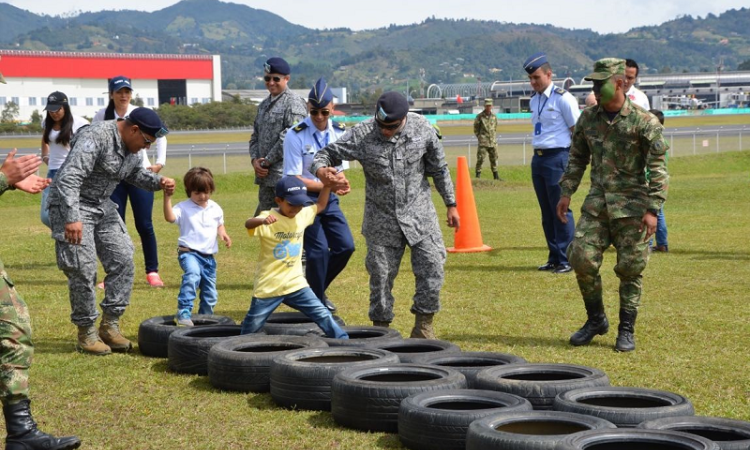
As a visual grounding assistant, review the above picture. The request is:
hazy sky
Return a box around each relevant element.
[6,0,750,34]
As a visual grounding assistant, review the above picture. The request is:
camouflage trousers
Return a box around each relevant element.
[254,186,277,216]
[49,204,135,326]
[365,233,446,322]
[0,257,33,405]
[567,210,650,312]
[476,145,498,173]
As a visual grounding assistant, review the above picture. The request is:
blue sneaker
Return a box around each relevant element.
[175,311,194,327]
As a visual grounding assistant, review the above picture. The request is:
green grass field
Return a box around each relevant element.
[0,149,749,449]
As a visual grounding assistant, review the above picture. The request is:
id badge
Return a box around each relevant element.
[534,122,542,136]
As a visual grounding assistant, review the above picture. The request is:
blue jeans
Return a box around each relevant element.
[649,207,669,247]
[240,287,349,338]
[177,251,217,317]
[40,168,58,228]
[111,181,159,273]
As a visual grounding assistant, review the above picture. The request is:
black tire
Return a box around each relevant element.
[365,338,461,363]
[260,311,346,336]
[474,363,610,410]
[398,389,533,450]
[553,386,695,428]
[207,335,328,393]
[638,415,750,450]
[415,352,527,388]
[270,347,400,411]
[137,314,236,358]
[331,363,467,433]
[465,410,616,450]
[316,326,403,347]
[555,428,720,450]
[167,325,243,375]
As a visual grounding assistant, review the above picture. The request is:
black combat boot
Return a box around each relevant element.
[4,400,81,450]
[569,301,609,346]
[493,171,501,180]
[475,170,481,179]
[615,309,637,352]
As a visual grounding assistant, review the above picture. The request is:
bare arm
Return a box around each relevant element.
[218,224,232,248]
[245,214,277,230]
[163,193,176,223]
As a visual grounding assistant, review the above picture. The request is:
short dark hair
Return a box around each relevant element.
[539,62,552,73]
[625,59,639,77]
[649,109,665,125]
[183,166,215,197]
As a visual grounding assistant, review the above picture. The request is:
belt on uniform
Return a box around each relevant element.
[177,246,213,258]
[534,147,569,157]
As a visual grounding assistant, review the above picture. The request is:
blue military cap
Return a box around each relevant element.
[308,77,333,108]
[523,52,548,74]
[375,92,409,123]
[126,107,169,138]
[264,57,291,75]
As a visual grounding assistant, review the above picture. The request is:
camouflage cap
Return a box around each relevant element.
[484,98,493,106]
[584,58,626,81]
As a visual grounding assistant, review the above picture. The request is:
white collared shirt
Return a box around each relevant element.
[530,83,580,149]
[626,86,651,110]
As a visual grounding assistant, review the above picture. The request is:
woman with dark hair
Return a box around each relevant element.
[93,75,168,288]
[40,91,89,228]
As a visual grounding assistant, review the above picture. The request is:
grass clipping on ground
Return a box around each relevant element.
[0,151,748,449]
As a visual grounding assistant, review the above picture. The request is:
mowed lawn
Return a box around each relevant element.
[0,150,748,449]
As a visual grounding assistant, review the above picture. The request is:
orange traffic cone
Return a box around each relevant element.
[447,156,492,253]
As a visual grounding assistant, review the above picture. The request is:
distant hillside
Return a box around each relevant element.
[2,0,749,99]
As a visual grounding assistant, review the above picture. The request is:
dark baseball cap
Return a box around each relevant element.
[125,107,169,138]
[109,75,132,93]
[44,91,68,112]
[275,177,313,206]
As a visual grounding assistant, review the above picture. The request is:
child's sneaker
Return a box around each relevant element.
[146,272,165,288]
[175,312,194,327]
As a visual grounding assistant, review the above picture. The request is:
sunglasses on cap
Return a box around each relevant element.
[264,75,283,83]
[375,118,403,130]
[310,109,330,117]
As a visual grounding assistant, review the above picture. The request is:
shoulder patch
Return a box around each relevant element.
[554,87,567,95]
[293,122,309,133]
[332,121,346,131]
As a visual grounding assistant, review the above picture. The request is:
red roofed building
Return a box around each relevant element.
[0,50,221,121]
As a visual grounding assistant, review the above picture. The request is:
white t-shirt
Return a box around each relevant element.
[626,86,651,110]
[92,104,167,168]
[171,199,225,255]
[46,115,90,170]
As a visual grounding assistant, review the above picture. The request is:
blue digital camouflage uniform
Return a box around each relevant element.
[560,97,669,312]
[249,88,308,214]
[0,173,33,404]
[47,121,163,327]
[310,113,456,322]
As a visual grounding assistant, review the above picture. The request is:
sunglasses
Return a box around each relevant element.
[264,75,283,83]
[310,109,330,117]
[139,129,155,146]
[375,118,403,130]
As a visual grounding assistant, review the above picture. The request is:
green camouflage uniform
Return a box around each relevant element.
[473,111,498,174]
[0,173,33,405]
[560,98,669,312]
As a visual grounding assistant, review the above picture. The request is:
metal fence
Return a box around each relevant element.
[158,126,750,176]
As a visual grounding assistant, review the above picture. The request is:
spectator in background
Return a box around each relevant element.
[473,98,500,180]
[93,75,168,288]
[624,59,651,110]
[648,109,669,252]
[40,91,89,228]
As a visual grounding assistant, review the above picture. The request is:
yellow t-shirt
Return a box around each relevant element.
[248,206,317,298]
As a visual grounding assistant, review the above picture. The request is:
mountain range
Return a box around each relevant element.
[2,0,749,99]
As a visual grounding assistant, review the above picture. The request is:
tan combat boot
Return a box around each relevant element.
[372,321,390,328]
[98,314,133,352]
[77,325,111,355]
[410,313,437,340]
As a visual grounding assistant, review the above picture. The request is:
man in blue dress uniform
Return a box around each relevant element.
[283,78,355,312]
[524,52,580,274]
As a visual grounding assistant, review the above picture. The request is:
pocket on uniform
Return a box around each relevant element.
[55,240,80,272]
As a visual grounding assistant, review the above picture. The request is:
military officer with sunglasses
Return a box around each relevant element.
[48,108,176,356]
[282,78,356,312]
[249,57,308,215]
[311,92,460,339]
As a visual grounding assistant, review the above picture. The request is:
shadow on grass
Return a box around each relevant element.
[439,332,612,350]
[307,413,404,448]
[678,249,750,261]
[444,262,547,272]
[375,434,407,449]
[246,392,279,410]
[13,278,68,286]
[34,338,76,354]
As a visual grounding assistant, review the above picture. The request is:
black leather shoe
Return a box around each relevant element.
[322,295,337,312]
[538,263,556,271]
[554,264,573,274]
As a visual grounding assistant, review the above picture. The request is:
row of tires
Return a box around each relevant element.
[135,314,750,449]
